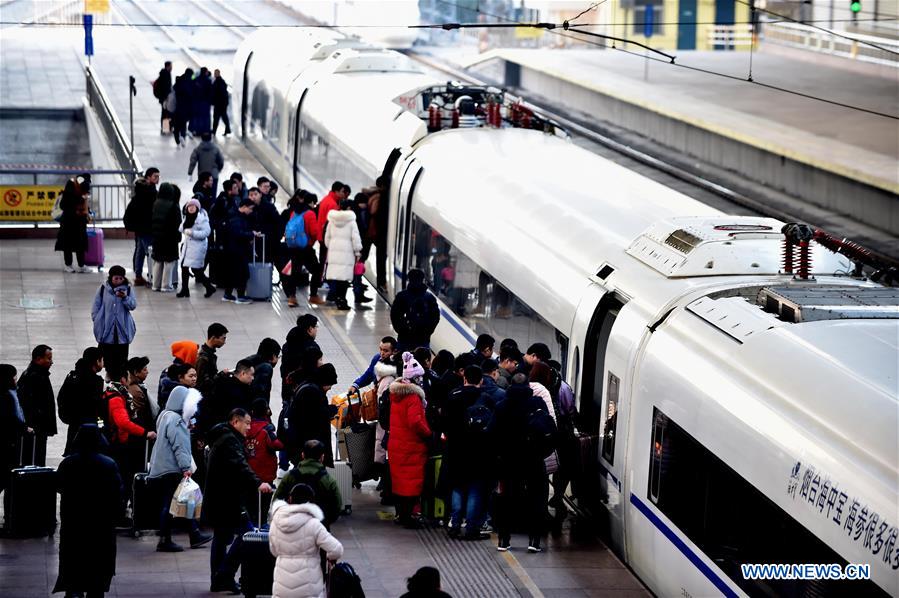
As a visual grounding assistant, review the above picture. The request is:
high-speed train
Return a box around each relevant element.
[234,31,899,597]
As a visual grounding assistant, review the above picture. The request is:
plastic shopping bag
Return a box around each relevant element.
[169,476,203,520]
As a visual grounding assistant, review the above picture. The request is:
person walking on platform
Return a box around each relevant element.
[197,322,228,398]
[53,424,123,598]
[172,68,194,147]
[91,265,137,374]
[324,199,363,310]
[283,363,338,467]
[269,482,344,598]
[274,439,343,528]
[153,61,173,133]
[124,167,159,286]
[57,347,104,458]
[17,345,55,467]
[492,374,551,553]
[188,133,224,194]
[126,356,155,432]
[244,338,280,403]
[212,69,231,136]
[388,352,432,528]
[177,197,217,299]
[281,190,324,307]
[148,385,210,552]
[204,408,273,594]
[220,198,258,303]
[0,364,31,496]
[55,174,91,273]
[151,182,182,292]
[391,268,440,351]
[190,67,213,136]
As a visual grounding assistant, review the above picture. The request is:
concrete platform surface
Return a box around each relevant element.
[0,238,649,597]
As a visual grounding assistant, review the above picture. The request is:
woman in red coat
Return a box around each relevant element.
[388,352,431,527]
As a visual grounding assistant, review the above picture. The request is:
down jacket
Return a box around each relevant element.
[323,209,362,282]
[179,208,212,268]
[151,183,182,262]
[91,281,137,345]
[268,500,343,598]
[387,379,431,497]
[148,386,200,479]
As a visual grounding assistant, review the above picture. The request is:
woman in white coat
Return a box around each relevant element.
[176,198,216,299]
[269,483,344,598]
[323,200,362,311]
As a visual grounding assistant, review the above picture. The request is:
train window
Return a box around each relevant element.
[648,408,890,598]
[601,372,620,465]
[411,214,568,366]
[297,115,372,196]
[270,108,281,142]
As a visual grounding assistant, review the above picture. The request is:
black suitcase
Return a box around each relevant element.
[131,440,158,536]
[239,492,275,598]
[3,439,56,537]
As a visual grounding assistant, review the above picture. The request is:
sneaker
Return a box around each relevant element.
[156,539,184,552]
[235,296,252,304]
[64,265,76,273]
[497,538,511,552]
[481,521,494,533]
[77,266,90,273]
[527,545,543,553]
[308,296,325,305]
[221,294,236,303]
[189,531,212,548]
[160,287,175,293]
[447,525,461,539]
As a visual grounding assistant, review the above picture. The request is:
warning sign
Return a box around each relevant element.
[84,0,110,14]
[0,185,64,221]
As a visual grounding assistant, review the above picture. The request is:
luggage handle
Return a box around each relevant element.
[144,437,151,472]
[18,434,37,468]
[253,233,265,265]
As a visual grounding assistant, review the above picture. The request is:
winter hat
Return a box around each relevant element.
[402,351,425,381]
[170,340,199,367]
[108,265,126,278]
[157,182,176,201]
[312,362,338,387]
[185,197,201,210]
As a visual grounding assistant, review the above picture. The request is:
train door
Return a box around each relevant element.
[393,160,422,291]
[292,89,308,191]
[578,291,639,559]
[240,52,252,140]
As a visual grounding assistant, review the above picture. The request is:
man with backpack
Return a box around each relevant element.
[153,61,172,134]
[273,439,343,528]
[443,365,493,540]
[390,268,440,351]
[57,347,105,458]
[282,191,323,307]
[123,167,159,286]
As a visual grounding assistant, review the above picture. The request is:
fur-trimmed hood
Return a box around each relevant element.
[374,360,399,382]
[389,378,425,400]
[326,209,356,229]
[269,499,325,532]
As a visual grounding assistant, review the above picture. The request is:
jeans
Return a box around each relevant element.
[450,480,487,530]
[211,516,253,582]
[132,234,153,280]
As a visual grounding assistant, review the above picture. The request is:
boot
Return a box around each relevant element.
[156,537,184,552]
[189,530,212,548]
[176,287,190,298]
[203,283,217,298]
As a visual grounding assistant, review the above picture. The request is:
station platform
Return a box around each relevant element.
[0,238,649,597]
[460,47,899,237]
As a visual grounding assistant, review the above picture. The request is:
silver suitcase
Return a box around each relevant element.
[246,234,273,301]
[327,460,354,515]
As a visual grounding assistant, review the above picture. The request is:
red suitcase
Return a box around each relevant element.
[84,227,105,267]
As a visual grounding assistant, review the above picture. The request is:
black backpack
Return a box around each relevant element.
[404,292,435,334]
[466,402,493,437]
[526,403,557,459]
[329,561,365,598]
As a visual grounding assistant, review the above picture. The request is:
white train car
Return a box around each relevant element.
[234,34,899,598]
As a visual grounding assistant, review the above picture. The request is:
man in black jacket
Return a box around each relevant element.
[57,347,105,457]
[244,338,280,404]
[211,69,231,136]
[390,268,440,351]
[280,314,320,397]
[196,322,228,399]
[200,359,254,432]
[283,363,338,467]
[17,344,56,466]
[204,409,272,593]
[125,167,159,286]
[154,61,172,133]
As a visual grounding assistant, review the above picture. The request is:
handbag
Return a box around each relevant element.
[544,450,560,475]
[353,261,365,276]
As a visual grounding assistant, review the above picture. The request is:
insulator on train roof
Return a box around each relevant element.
[451,107,459,129]
[428,104,442,132]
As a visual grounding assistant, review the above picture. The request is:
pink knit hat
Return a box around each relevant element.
[185,197,201,210]
[402,351,424,380]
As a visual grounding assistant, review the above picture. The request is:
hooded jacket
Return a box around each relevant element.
[387,379,431,497]
[203,422,261,527]
[246,417,283,484]
[148,386,199,478]
[390,280,440,349]
[268,500,343,598]
[57,359,104,455]
[151,182,182,262]
[179,208,211,268]
[323,209,362,282]
[188,139,225,178]
[91,280,137,345]
[125,177,157,234]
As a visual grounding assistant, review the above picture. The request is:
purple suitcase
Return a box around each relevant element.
[84,227,104,267]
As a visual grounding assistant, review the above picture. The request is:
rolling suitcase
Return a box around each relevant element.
[239,492,276,598]
[327,457,354,515]
[84,226,105,268]
[421,455,445,521]
[3,439,57,537]
[131,439,157,536]
[344,422,377,484]
[246,235,273,301]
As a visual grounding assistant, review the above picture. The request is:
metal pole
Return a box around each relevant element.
[128,75,136,178]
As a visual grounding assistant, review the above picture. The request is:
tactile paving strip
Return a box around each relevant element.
[417,525,521,597]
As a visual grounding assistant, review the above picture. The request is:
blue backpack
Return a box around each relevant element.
[285,212,308,248]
